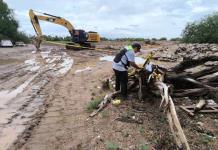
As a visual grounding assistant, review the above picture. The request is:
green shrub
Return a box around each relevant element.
[86,97,102,111]
[0,0,29,43]
[101,37,109,41]
[200,134,213,144]
[170,37,181,41]
[14,31,30,43]
[139,143,149,150]
[182,12,218,43]
[159,37,167,41]
[139,126,145,134]
[105,141,119,150]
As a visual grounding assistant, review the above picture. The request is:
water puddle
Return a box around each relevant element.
[75,67,92,74]
[57,57,74,75]
[0,125,25,150]
[0,78,47,150]
[40,50,74,76]
[100,55,114,62]
[25,59,40,72]
[0,75,36,109]
[0,48,74,149]
[40,51,51,59]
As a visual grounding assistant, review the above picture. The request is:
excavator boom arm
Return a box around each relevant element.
[29,9,74,36]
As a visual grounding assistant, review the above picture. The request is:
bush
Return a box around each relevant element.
[139,144,149,150]
[144,38,151,44]
[105,141,119,150]
[0,33,8,40]
[43,35,72,42]
[170,37,181,41]
[14,32,30,43]
[86,97,102,111]
[182,12,218,43]
[101,37,109,41]
[159,37,167,41]
[0,0,29,43]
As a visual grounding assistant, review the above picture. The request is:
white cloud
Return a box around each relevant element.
[192,6,209,13]
[98,5,110,13]
[186,0,203,7]
[3,0,218,38]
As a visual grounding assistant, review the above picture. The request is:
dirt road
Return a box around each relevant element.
[0,44,75,149]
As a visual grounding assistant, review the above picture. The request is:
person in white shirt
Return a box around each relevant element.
[112,43,141,99]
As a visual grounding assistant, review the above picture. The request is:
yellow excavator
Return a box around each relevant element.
[29,9,100,50]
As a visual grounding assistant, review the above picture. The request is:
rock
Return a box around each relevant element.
[197,122,204,127]
[91,135,103,145]
[200,114,204,117]
[207,99,217,105]
[129,145,136,150]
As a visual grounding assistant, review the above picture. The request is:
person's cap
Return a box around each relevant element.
[132,43,141,51]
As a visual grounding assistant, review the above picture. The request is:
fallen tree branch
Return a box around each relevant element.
[172,56,218,73]
[201,74,218,83]
[89,91,120,117]
[173,88,218,97]
[154,81,190,149]
[190,66,218,79]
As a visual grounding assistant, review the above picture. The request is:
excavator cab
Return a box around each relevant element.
[72,29,88,43]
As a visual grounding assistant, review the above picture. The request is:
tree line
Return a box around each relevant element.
[0,0,30,43]
[182,12,218,43]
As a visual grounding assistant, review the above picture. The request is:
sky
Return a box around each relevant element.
[3,0,218,39]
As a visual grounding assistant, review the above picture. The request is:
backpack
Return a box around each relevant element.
[113,48,130,69]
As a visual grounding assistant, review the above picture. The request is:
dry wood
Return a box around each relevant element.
[194,100,207,112]
[154,81,190,149]
[89,91,120,117]
[190,66,218,79]
[168,96,190,150]
[165,73,216,90]
[182,78,216,89]
[201,74,218,83]
[172,56,218,72]
[173,88,218,97]
[180,106,195,116]
[180,104,218,115]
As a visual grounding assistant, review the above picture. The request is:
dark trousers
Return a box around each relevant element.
[113,69,128,97]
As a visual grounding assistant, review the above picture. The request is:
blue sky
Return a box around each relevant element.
[3,0,218,39]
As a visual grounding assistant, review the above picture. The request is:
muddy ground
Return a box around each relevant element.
[0,41,218,150]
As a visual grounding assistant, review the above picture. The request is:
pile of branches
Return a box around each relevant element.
[166,55,218,98]
[135,65,190,149]
[154,43,218,62]
[89,44,218,149]
[153,44,218,98]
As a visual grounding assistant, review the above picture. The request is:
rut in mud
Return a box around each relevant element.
[0,45,73,149]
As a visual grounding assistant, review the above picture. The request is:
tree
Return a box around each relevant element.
[182,12,218,43]
[0,0,29,42]
[159,37,167,41]
[170,37,181,41]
